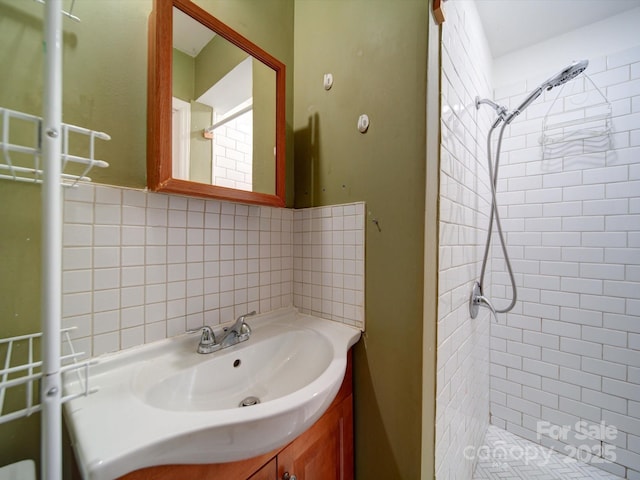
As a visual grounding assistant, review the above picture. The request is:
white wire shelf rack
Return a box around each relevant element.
[2,1,108,478]
[0,328,97,425]
[539,73,612,160]
[0,107,110,186]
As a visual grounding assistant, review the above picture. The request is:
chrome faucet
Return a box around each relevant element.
[188,311,256,353]
[189,326,221,354]
[220,311,256,348]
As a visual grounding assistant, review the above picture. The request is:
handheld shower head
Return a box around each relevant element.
[505,59,589,124]
[543,59,589,89]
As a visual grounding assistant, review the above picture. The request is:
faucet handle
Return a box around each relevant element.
[187,326,219,351]
[200,326,216,345]
[188,325,214,339]
[238,311,256,339]
[189,326,222,354]
[235,311,256,333]
[229,311,255,342]
[239,311,256,322]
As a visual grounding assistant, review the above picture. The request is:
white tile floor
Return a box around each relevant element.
[472,426,623,480]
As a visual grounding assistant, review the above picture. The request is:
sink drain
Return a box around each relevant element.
[239,396,260,407]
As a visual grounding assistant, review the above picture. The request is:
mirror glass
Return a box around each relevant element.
[172,7,276,194]
[147,0,286,207]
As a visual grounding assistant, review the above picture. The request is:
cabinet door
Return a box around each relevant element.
[248,457,277,480]
[277,394,353,480]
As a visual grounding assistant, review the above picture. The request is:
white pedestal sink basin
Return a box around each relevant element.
[63,307,361,480]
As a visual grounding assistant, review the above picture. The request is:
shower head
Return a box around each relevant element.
[505,59,589,125]
[543,59,589,89]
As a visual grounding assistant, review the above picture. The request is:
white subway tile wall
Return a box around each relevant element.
[213,112,254,191]
[490,45,640,478]
[62,183,364,358]
[436,2,493,479]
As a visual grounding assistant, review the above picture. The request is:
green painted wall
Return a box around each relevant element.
[293,1,429,478]
[173,48,195,101]
[189,100,213,183]
[194,35,249,99]
[253,58,276,195]
[172,48,214,184]
[194,0,295,203]
[174,45,277,193]
[0,0,293,475]
[1,0,434,477]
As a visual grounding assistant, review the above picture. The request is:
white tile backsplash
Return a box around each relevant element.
[292,203,365,329]
[62,184,365,357]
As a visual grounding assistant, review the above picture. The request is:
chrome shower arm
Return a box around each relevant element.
[475,96,505,114]
[476,96,508,127]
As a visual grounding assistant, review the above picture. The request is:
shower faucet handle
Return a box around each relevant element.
[469,281,498,323]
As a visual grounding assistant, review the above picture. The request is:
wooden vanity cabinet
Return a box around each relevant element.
[277,385,353,480]
[248,458,277,480]
[119,353,353,480]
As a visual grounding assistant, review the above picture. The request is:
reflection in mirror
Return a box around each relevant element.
[172,7,276,195]
[147,0,286,207]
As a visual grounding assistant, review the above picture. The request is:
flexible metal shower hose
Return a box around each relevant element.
[479,121,518,314]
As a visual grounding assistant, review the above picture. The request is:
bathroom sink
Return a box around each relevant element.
[63,307,361,480]
[135,328,332,411]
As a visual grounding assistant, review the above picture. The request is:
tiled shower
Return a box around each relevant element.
[436,2,639,479]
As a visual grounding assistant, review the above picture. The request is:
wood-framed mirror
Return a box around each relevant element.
[147,0,286,207]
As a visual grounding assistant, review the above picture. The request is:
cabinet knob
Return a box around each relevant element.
[282,473,297,480]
